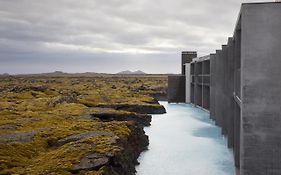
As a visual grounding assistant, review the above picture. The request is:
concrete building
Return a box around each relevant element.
[181,51,197,75]
[168,2,281,175]
[168,51,197,103]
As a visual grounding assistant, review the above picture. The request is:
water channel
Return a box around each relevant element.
[136,101,235,175]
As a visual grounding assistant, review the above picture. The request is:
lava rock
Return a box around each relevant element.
[51,131,114,147]
[71,153,110,173]
[0,131,36,143]
[91,113,152,126]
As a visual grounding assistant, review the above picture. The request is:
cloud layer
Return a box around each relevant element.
[0,0,267,74]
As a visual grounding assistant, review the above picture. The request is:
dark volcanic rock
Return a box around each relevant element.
[151,92,167,101]
[115,104,166,114]
[9,85,48,93]
[71,153,110,173]
[104,122,149,175]
[50,131,114,147]
[91,113,152,126]
[93,104,166,114]
[69,122,149,175]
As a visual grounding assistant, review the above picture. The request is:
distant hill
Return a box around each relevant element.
[0,73,10,77]
[41,71,67,76]
[1,71,171,77]
[15,71,106,77]
[117,70,146,75]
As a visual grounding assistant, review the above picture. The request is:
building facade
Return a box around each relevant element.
[168,2,281,175]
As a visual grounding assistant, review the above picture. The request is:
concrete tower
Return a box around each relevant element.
[181,51,197,75]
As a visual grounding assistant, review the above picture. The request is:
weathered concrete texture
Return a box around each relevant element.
[233,101,241,168]
[233,25,241,169]
[190,84,195,104]
[227,38,235,149]
[195,62,202,107]
[190,63,195,104]
[240,3,281,175]
[210,38,239,168]
[210,42,241,168]
[168,75,186,103]
[221,45,228,136]
[215,50,223,128]
[210,54,216,120]
[202,86,210,110]
[182,51,197,75]
[189,57,210,111]
[170,3,281,175]
[202,60,210,110]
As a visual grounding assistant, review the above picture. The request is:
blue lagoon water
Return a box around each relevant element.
[136,102,235,175]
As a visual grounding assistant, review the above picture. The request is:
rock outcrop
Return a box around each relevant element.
[50,131,115,147]
[0,76,167,175]
[71,121,149,175]
[91,113,152,126]
[0,131,36,143]
[93,104,166,114]
[106,123,149,175]
[72,153,110,173]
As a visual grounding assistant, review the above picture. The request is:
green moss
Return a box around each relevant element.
[90,108,133,115]
[0,121,128,174]
[0,76,167,174]
[48,103,88,116]
[100,121,131,138]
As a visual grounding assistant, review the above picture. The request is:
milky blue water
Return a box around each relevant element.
[136,102,235,175]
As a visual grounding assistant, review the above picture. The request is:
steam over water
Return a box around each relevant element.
[136,102,235,175]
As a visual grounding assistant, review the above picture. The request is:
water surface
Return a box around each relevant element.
[136,102,235,175]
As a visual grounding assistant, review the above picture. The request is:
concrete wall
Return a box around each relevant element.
[202,60,210,110]
[208,3,281,174]
[191,63,195,104]
[221,45,228,136]
[233,23,241,169]
[240,3,281,175]
[189,56,210,111]
[210,54,216,120]
[185,64,191,103]
[215,50,223,127]
[182,51,197,75]
[168,75,186,103]
[199,3,281,174]
[195,62,203,106]
[227,37,235,149]
[168,2,281,175]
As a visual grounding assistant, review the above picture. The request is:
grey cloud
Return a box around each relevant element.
[0,0,264,74]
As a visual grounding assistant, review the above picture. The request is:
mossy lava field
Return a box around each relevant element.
[0,75,167,175]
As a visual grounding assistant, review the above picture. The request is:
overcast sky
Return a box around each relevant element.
[0,0,269,74]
